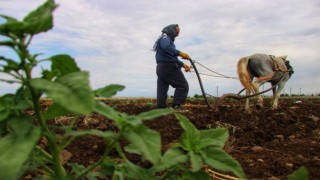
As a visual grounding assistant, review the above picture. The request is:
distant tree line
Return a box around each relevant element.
[281,93,320,97]
[192,93,320,98]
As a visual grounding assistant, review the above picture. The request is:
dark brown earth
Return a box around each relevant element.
[46,97,320,180]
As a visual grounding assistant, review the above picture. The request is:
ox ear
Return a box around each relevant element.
[279,55,288,60]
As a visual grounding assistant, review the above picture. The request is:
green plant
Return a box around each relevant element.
[0,0,248,179]
[289,166,308,180]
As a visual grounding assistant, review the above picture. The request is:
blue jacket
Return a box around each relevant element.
[155,34,183,67]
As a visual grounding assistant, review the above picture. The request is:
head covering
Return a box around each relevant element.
[162,24,179,42]
[152,24,179,51]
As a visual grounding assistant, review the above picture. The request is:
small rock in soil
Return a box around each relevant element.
[296,154,305,161]
[274,134,284,141]
[288,135,295,140]
[257,158,264,162]
[308,115,319,122]
[55,116,73,125]
[84,116,100,126]
[251,146,264,152]
[24,175,32,179]
[268,176,281,180]
[285,162,294,168]
[60,150,73,164]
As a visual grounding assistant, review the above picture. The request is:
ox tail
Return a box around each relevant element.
[237,56,254,93]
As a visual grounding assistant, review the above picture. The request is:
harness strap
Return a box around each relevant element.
[270,55,290,73]
[256,55,289,81]
[256,71,276,81]
[274,61,290,73]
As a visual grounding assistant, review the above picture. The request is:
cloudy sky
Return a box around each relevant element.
[1,0,319,97]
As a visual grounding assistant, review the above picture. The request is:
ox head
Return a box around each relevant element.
[280,55,294,78]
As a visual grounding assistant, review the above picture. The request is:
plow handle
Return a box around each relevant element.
[188,59,211,108]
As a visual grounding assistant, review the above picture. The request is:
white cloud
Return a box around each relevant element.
[1,0,319,97]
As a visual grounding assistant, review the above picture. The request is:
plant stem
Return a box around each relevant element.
[74,128,125,179]
[35,145,53,160]
[20,39,67,179]
[114,142,128,161]
[30,73,67,179]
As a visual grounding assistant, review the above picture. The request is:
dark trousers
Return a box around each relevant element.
[156,63,189,108]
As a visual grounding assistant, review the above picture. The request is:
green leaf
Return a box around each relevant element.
[189,151,203,172]
[42,102,72,120]
[30,71,95,115]
[175,114,200,151]
[0,15,25,37]
[289,166,308,180]
[125,116,143,127]
[120,161,156,180]
[23,0,57,35]
[70,163,86,176]
[0,94,29,122]
[0,116,41,180]
[0,41,15,48]
[94,101,125,122]
[100,157,116,176]
[50,54,81,77]
[41,69,59,80]
[197,128,229,149]
[151,147,188,172]
[124,125,161,164]
[183,171,211,180]
[201,147,245,179]
[94,84,125,98]
[0,98,11,122]
[66,129,115,140]
[136,108,173,121]
[0,56,21,73]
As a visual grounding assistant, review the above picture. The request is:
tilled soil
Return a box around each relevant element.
[49,97,320,180]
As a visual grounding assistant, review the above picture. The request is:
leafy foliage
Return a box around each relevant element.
[289,167,308,180]
[175,114,245,178]
[0,0,306,179]
[0,117,41,180]
[30,71,95,115]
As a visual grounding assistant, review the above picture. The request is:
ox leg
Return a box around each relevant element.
[245,88,251,112]
[271,82,285,110]
[252,81,264,108]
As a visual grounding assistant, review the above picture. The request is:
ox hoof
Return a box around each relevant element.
[271,106,278,110]
[244,108,252,113]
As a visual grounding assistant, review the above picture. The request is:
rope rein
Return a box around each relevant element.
[191,60,236,79]
[189,59,287,82]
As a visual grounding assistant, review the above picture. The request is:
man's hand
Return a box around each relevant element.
[179,51,190,60]
[183,64,191,72]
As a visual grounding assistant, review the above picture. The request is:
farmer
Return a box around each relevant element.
[153,24,191,110]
